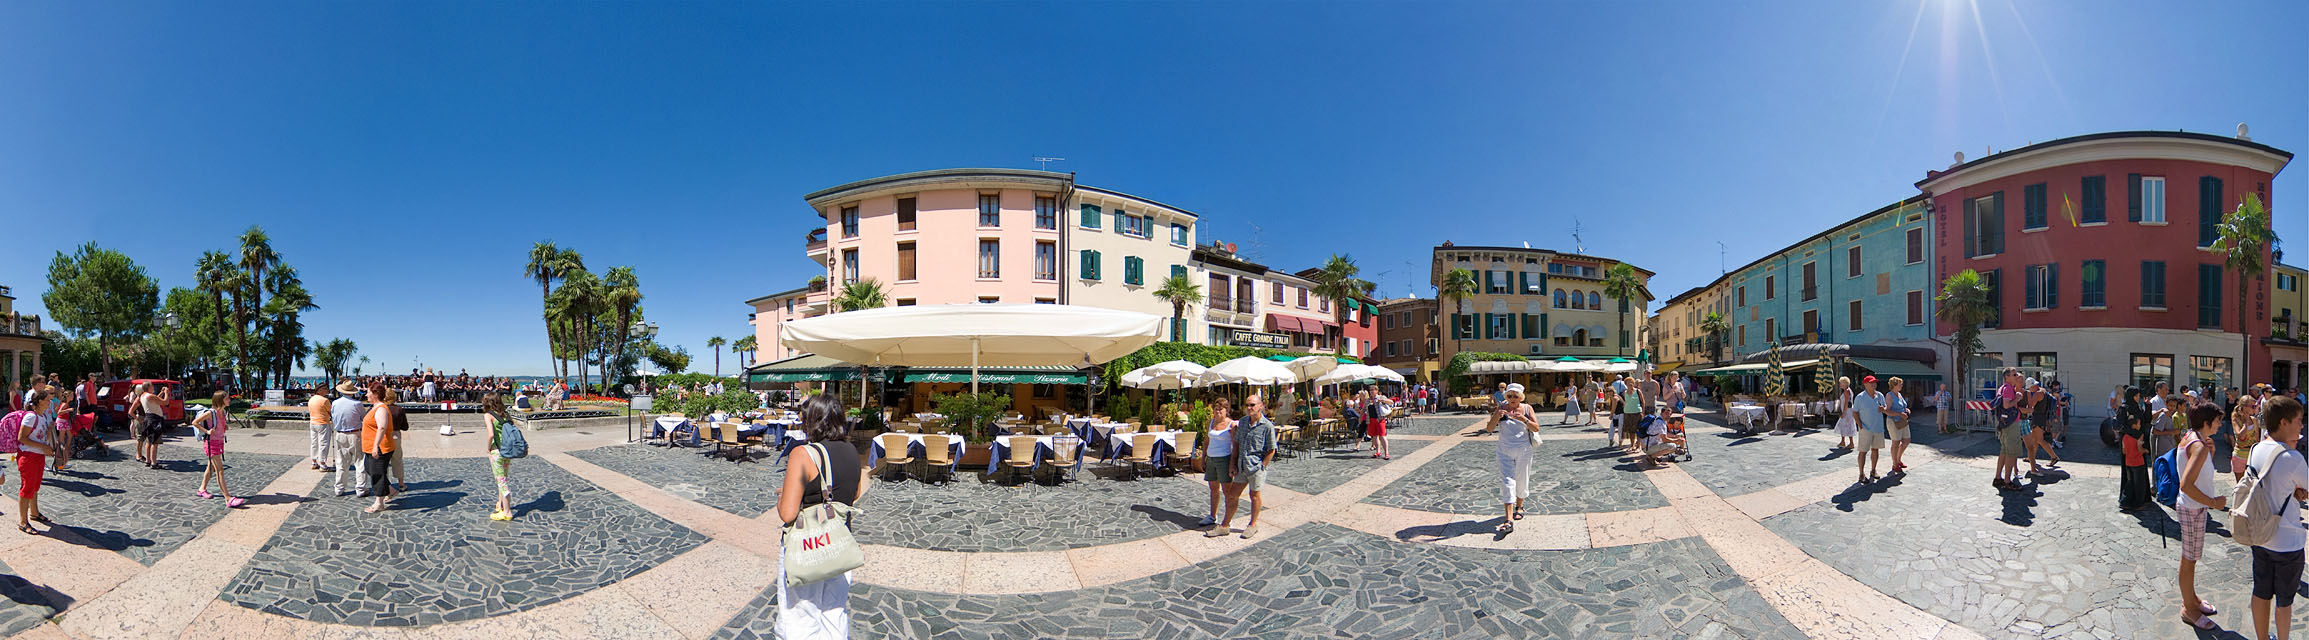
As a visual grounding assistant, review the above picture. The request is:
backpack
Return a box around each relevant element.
[0,410,24,454]
[2152,446,2182,508]
[497,416,529,459]
[2233,449,2289,548]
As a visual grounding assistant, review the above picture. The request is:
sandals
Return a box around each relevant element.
[1511,510,1525,521]
[2182,613,2217,630]
[15,524,35,536]
[1496,522,1515,534]
[28,514,52,525]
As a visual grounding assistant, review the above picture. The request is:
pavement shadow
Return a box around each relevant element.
[1831,475,1906,512]
[1816,447,1851,462]
[2128,506,2181,542]
[236,492,311,507]
[1128,504,1206,531]
[397,489,472,514]
[0,571,67,615]
[1395,516,1510,543]
[1999,485,2043,527]
[44,523,154,555]
[41,476,126,499]
[152,459,205,473]
[401,479,463,492]
[1564,445,1627,462]
[512,490,565,517]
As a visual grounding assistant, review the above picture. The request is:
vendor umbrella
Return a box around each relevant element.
[1762,342,1787,397]
[1122,360,1207,390]
[779,303,1163,394]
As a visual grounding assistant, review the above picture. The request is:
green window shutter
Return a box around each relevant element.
[1081,204,1101,228]
[1540,313,1548,339]
[2048,263,2059,309]
[1171,264,1186,280]
[1961,197,1976,258]
[1990,192,2005,254]
[1125,257,1143,285]
[2200,176,2223,247]
[2127,174,2142,222]
[1519,272,1530,294]
[1082,250,1100,280]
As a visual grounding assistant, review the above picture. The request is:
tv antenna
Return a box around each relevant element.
[1247,223,1267,261]
[1571,218,1585,254]
[1716,241,1727,274]
[1032,156,1065,171]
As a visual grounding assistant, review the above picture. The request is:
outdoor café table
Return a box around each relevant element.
[1726,404,1769,430]
[1776,403,1807,429]
[650,416,701,445]
[984,435,1087,478]
[1071,421,1130,451]
[1103,430,1185,468]
[868,432,965,474]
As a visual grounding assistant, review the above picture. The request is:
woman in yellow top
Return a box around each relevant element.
[2233,392,2264,480]
[361,384,402,514]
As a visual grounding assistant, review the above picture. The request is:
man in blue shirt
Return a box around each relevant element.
[1852,375,1889,483]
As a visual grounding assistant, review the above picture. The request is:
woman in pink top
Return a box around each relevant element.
[191,391,245,508]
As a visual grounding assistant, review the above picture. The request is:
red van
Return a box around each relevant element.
[96,379,186,427]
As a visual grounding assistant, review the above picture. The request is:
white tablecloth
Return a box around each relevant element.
[868,433,965,472]
[985,435,1087,477]
[1105,431,1186,468]
[1726,404,1768,428]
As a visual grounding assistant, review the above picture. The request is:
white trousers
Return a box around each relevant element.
[332,431,366,494]
[1498,445,1535,505]
[309,425,332,465]
[777,547,852,639]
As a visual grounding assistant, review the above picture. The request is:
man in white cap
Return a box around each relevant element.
[329,380,369,496]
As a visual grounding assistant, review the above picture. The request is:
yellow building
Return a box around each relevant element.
[2270,262,2307,391]
[1429,243,1653,364]
[1651,277,1733,374]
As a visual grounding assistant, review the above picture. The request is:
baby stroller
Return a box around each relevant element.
[1667,412,1691,461]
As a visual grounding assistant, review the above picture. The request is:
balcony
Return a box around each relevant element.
[1800,286,1818,302]
[804,228,828,256]
[1208,295,1233,310]
[1,313,39,338]
[1236,300,1256,314]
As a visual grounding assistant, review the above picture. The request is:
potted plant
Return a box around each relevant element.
[934,391,1011,467]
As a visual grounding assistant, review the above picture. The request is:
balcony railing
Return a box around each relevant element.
[2,313,39,337]
[1208,295,1233,310]
[1236,300,1256,314]
[1800,286,1818,302]
[804,228,827,250]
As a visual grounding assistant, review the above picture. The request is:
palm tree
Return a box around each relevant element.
[2211,193,2276,387]
[604,265,643,383]
[1936,269,1995,419]
[706,336,727,377]
[356,355,370,377]
[1310,254,1375,356]
[1699,311,1729,365]
[834,277,888,312]
[194,251,235,338]
[236,226,278,388]
[554,268,603,393]
[220,266,253,389]
[1151,274,1202,342]
[1601,263,1643,357]
[1437,267,1478,356]
[526,241,562,378]
[263,274,317,387]
[733,335,758,369]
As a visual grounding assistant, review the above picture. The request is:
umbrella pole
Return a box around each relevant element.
[970,338,980,396]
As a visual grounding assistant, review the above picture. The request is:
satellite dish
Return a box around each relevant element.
[623,383,636,394]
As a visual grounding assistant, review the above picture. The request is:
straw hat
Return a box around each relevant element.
[334,380,360,395]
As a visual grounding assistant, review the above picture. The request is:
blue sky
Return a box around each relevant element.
[3,1,2302,377]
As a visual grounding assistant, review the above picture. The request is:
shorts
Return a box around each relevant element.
[1997,426,2023,458]
[1888,419,1912,442]
[2178,504,2208,562]
[16,453,45,499]
[1245,468,1266,492]
[1857,430,1886,450]
[1204,456,1237,484]
[139,414,168,444]
[1621,413,1643,440]
[204,437,226,458]
[2253,546,2306,607]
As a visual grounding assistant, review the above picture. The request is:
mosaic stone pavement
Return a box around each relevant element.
[711,523,1804,640]
[1265,438,1435,495]
[218,456,708,626]
[1675,426,1862,498]
[856,467,1216,552]
[1360,438,1668,516]
[0,558,57,637]
[568,442,785,517]
[1763,460,2305,638]
[34,447,301,565]
[1384,414,1487,436]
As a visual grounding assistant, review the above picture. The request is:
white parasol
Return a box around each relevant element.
[779,303,1163,394]
[1199,356,1299,387]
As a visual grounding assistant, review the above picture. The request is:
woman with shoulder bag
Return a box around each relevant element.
[360,385,402,514]
[776,395,870,640]
[482,393,518,521]
[1832,376,1857,451]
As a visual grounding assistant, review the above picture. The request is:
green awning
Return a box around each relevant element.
[1846,357,1942,380]
[752,371,860,383]
[745,353,866,383]
[895,369,1085,383]
[1692,359,1823,376]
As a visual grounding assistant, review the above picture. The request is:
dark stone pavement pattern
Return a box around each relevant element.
[570,443,784,517]
[1360,439,1668,516]
[1264,438,1434,495]
[1383,415,1484,436]
[0,558,58,637]
[36,447,301,565]
[1675,427,1859,498]
[219,456,707,626]
[1763,460,2304,639]
[710,523,1803,640]
[855,469,1214,553]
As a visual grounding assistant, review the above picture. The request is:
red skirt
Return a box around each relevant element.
[1366,416,1387,437]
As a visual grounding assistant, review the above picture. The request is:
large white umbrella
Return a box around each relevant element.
[780,303,1164,394]
[1200,356,1298,386]
[1122,361,1207,390]
[1363,366,1407,383]
[1283,356,1339,381]
[1314,363,1382,386]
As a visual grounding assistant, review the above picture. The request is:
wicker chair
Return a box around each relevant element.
[875,433,915,481]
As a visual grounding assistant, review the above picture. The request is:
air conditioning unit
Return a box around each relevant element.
[1528,344,1545,355]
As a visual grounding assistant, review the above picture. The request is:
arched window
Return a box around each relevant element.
[1568,290,1582,309]
[1573,328,1588,345]
[1588,292,1602,309]
[1553,289,1566,307]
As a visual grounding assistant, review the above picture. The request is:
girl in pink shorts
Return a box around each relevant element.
[192,391,246,508]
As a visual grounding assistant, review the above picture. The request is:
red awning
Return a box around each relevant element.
[1267,315,1304,333]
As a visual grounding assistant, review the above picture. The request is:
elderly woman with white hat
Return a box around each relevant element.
[1486,383,1542,534]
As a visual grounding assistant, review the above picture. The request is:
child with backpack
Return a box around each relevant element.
[2174,403,2228,630]
[190,391,246,509]
[482,393,527,521]
[2237,396,2309,640]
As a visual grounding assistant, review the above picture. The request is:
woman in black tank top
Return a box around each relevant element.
[776,395,870,639]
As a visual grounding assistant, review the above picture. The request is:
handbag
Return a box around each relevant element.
[781,443,865,587]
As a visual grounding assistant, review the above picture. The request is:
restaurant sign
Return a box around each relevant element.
[1229,329,1289,349]
[903,372,1087,385]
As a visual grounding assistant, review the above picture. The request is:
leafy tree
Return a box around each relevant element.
[552,268,604,392]
[312,338,358,382]
[43,242,159,378]
[1151,274,1202,342]
[706,336,727,377]
[647,342,692,375]
[1601,263,1643,357]
[236,226,278,388]
[2210,193,2276,387]
[194,251,236,340]
[834,277,888,312]
[262,266,318,387]
[151,287,227,379]
[1699,311,1729,364]
[733,335,759,368]
[526,241,564,379]
[604,265,644,382]
[1437,267,1478,355]
[1309,254,1374,355]
[1936,269,1995,419]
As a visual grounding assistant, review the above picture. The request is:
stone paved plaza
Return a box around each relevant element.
[0,407,2303,639]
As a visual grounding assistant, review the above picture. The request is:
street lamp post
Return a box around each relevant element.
[153,313,182,381]
[625,320,659,443]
